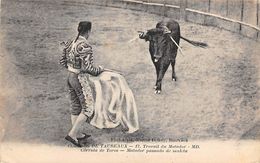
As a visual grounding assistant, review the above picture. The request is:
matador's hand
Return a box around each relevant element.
[99,65,104,72]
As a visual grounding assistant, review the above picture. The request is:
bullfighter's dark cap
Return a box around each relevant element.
[78,21,92,34]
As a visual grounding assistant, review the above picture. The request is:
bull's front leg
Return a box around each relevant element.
[171,59,177,81]
[155,61,170,94]
[155,72,163,94]
[153,63,159,90]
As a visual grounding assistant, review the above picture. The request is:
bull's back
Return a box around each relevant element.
[156,20,180,34]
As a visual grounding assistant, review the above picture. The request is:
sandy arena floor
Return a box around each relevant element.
[1,0,260,146]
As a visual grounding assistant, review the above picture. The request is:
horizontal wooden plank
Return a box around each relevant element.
[106,0,127,8]
[125,2,144,11]
[204,15,241,33]
[243,0,258,26]
[187,0,209,12]
[186,9,206,24]
[186,8,260,31]
[240,24,259,39]
[227,0,242,21]
[164,5,180,20]
[164,0,180,6]
[146,4,165,15]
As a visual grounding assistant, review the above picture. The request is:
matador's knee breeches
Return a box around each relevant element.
[67,72,94,117]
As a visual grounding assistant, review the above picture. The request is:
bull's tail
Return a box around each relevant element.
[180,36,208,48]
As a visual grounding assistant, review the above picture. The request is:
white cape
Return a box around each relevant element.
[79,72,139,133]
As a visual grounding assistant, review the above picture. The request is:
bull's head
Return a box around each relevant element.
[139,26,171,62]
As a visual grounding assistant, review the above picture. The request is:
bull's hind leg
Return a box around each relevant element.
[171,59,177,81]
[155,60,170,94]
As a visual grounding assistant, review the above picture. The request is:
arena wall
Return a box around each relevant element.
[76,0,260,41]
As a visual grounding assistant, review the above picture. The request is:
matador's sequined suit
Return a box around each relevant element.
[60,36,103,118]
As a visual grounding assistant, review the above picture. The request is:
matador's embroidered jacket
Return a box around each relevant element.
[61,36,103,76]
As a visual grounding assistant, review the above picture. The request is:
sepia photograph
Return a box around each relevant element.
[0,0,260,162]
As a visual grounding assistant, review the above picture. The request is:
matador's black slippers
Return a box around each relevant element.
[77,133,91,141]
[65,135,81,147]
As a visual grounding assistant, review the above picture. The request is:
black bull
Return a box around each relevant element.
[139,20,207,94]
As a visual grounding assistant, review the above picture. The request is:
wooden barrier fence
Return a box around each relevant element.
[73,0,260,41]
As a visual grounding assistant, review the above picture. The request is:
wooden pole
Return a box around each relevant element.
[163,0,166,18]
[240,0,244,31]
[208,0,211,12]
[180,0,187,21]
[257,0,259,38]
[226,0,229,17]
[257,0,259,26]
